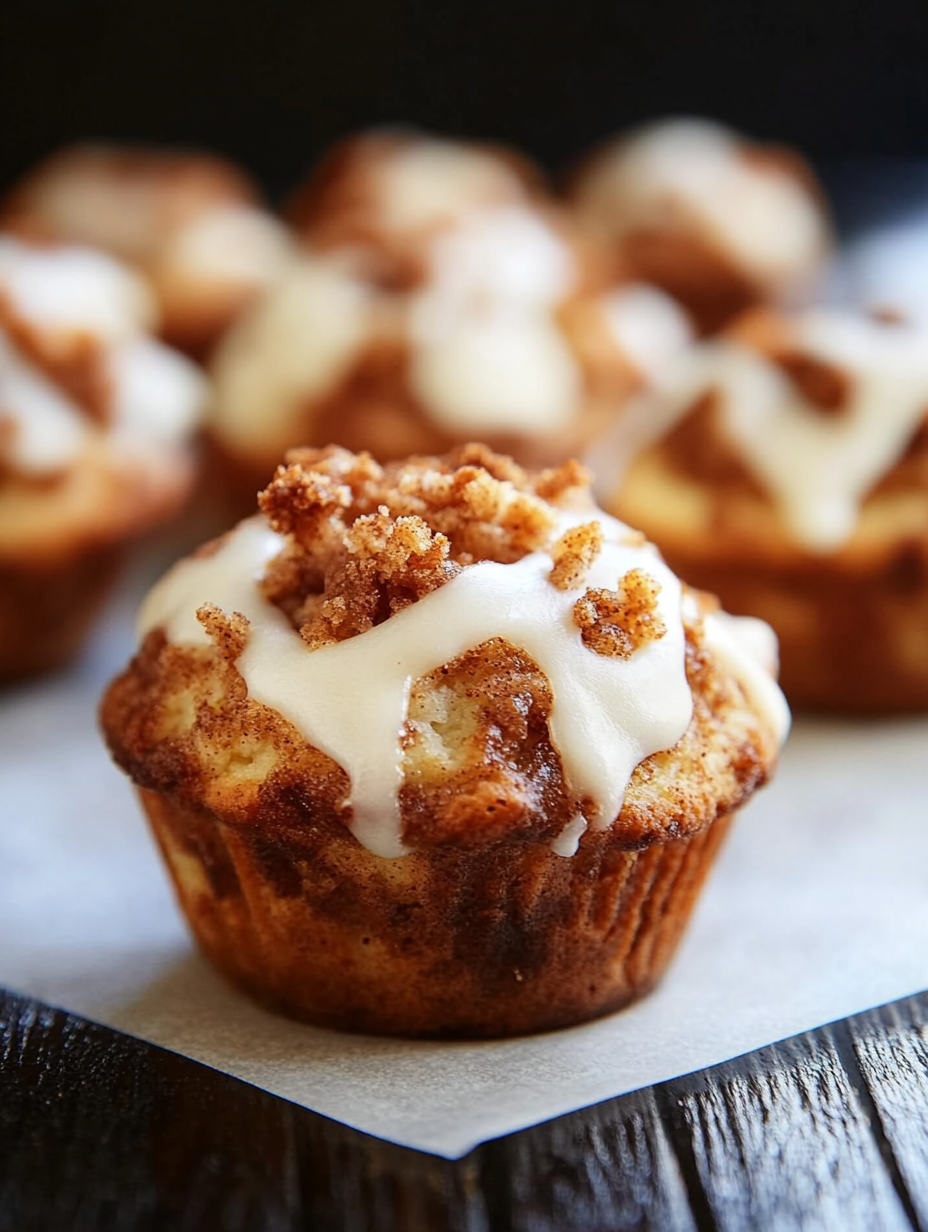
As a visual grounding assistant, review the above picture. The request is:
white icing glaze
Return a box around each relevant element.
[600,283,693,383]
[139,512,695,858]
[377,141,525,231]
[107,337,208,443]
[0,332,89,473]
[0,239,205,475]
[209,257,375,455]
[582,119,827,287]
[703,611,791,747]
[407,206,581,434]
[643,311,928,551]
[550,813,589,858]
[158,205,294,288]
[0,237,157,339]
[420,205,576,311]
[409,306,582,433]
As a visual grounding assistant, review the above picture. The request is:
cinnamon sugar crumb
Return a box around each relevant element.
[549,522,603,591]
[572,569,666,659]
[534,458,591,504]
[299,511,460,647]
[259,461,353,544]
[196,603,250,661]
[258,444,572,644]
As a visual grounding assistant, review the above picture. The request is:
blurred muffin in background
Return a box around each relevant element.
[603,305,928,713]
[207,184,693,516]
[0,236,208,683]
[1,144,295,356]
[569,118,832,333]
[286,128,545,285]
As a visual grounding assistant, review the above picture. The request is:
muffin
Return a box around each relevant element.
[205,195,693,516]
[0,235,208,682]
[286,128,544,286]
[101,444,788,1038]
[569,118,832,333]
[604,306,928,713]
[1,144,294,356]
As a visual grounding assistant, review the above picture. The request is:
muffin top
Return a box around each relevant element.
[612,306,928,554]
[287,129,542,275]
[571,118,831,302]
[0,236,207,558]
[104,445,788,860]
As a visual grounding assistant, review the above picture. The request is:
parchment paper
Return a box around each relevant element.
[1,571,927,1160]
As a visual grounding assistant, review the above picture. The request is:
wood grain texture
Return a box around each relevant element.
[484,1088,698,1232]
[0,993,299,1232]
[659,1026,916,1232]
[849,995,928,1232]
[5,986,928,1232]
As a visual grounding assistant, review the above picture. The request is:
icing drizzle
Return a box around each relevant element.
[648,311,928,551]
[140,512,698,858]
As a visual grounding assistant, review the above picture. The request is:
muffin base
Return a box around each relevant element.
[658,550,928,714]
[139,786,733,1039]
[0,546,124,684]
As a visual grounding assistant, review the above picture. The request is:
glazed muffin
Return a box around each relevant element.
[205,197,693,515]
[287,128,544,286]
[0,236,208,682]
[569,118,832,333]
[1,144,294,356]
[101,444,787,1038]
[605,306,928,713]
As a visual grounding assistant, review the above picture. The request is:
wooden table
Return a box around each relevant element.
[4,983,928,1231]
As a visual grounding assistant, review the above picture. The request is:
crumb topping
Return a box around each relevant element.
[549,521,603,590]
[196,602,249,660]
[259,443,593,644]
[572,569,666,659]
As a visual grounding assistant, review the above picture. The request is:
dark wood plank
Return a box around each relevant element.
[292,1115,488,1232]
[0,988,489,1232]
[483,1087,698,1232]
[0,991,300,1232]
[658,1026,917,1232]
[848,995,928,1232]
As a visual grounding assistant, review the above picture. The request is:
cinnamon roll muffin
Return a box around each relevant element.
[569,118,832,333]
[205,195,692,516]
[0,236,207,682]
[101,444,787,1038]
[1,144,294,355]
[605,306,928,713]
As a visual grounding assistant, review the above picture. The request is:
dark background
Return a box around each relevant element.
[3,0,928,212]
